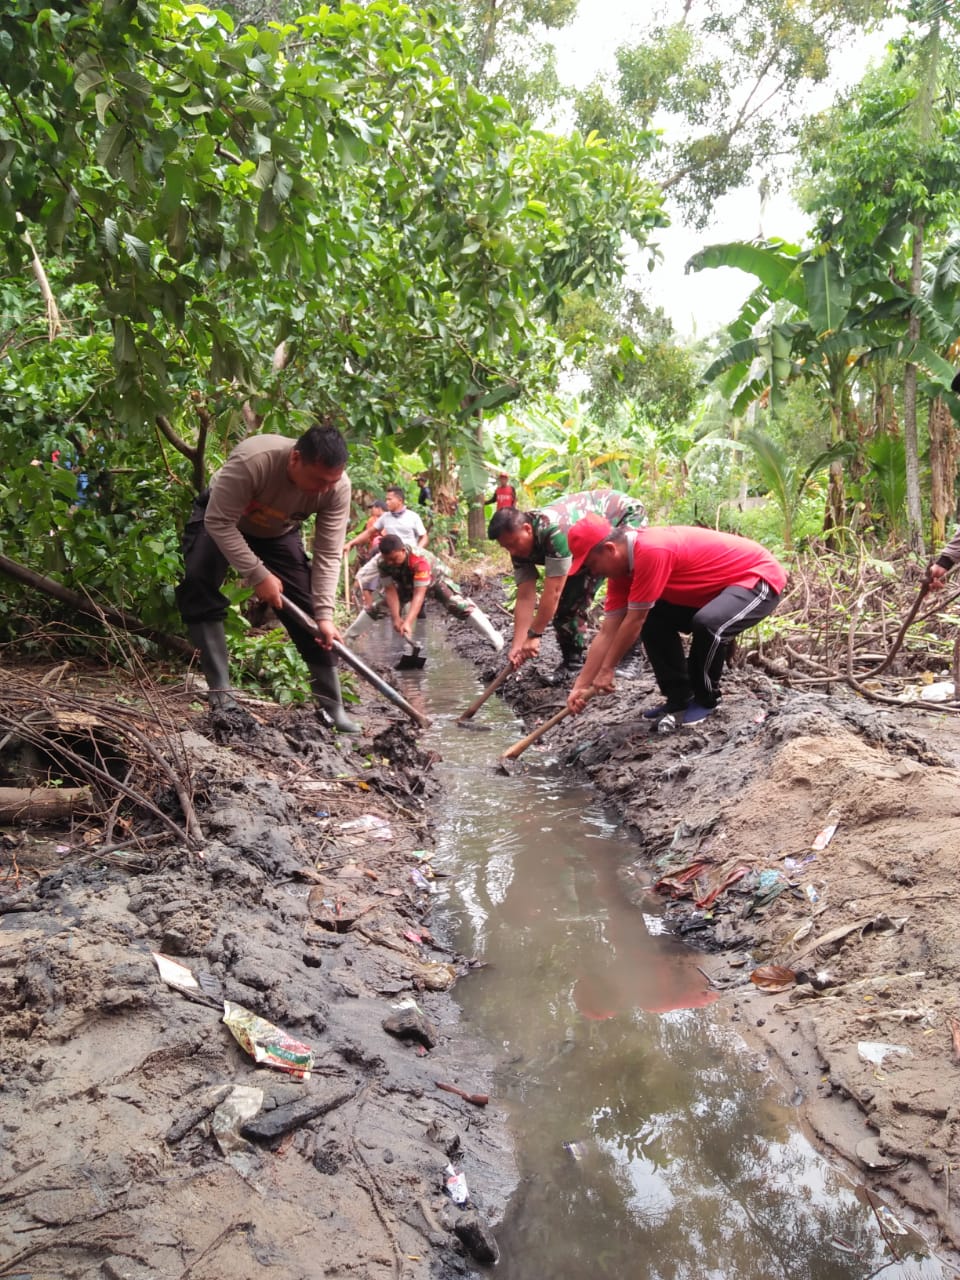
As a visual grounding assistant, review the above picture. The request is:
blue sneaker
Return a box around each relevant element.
[642,702,671,720]
[683,702,716,725]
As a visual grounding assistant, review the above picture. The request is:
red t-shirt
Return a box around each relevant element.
[493,485,516,510]
[605,526,787,613]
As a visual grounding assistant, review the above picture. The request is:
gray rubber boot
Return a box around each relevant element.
[309,664,361,734]
[344,609,378,640]
[187,621,239,711]
[466,607,505,652]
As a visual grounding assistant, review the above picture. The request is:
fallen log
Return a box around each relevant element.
[0,785,93,821]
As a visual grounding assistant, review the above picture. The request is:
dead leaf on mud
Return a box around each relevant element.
[750,964,797,992]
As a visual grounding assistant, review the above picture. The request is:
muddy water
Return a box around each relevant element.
[381,622,946,1278]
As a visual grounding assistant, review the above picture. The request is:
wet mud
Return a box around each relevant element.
[0,667,513,1280]
[6,584,960,1276]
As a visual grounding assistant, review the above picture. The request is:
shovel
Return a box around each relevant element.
[276,596,429,728]
[455,659,513,731]
[396,639,426,670]
[497,687,596,773]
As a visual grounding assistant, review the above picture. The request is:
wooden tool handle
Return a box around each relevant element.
[499,687,595,761]
[457,660,513,722]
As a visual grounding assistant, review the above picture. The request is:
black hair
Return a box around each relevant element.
[488,507,530,540]
[385,484,405,500]
[379,533,405,555]
[295,420,348,468]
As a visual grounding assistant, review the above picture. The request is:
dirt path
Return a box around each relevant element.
[0,675,513,1279]
[488,634,960,1264]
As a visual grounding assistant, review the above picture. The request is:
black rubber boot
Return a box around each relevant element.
[187,621,239,711]
[309,664,361,734]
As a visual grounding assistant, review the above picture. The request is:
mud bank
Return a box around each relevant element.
[466,621,960,1263]
[0,670,515,1280]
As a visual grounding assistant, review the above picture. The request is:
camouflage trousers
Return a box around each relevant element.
[553,571,602,664]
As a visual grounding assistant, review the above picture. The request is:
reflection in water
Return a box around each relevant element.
[366,621,945,1279]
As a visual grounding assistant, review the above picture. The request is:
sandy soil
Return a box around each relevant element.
[0,675,513,1280]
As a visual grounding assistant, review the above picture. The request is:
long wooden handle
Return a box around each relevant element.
[341,551,350,605]
[277,596,428,728]
[499,688,594,761]
[457,660,513,722]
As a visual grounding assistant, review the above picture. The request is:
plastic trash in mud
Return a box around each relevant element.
[223,1000,314,1079]
[153,952,222,1006]
[811,811,840,851]
[563,1140,590,1162]
[857,1041,911,1067]
[444,1163,469,1204]
[920,679,955,702]
[804,883,822,905]
[783,853,817,872]
[212,1084,264,1156]
[340,814,393,839]
[744,867,789,915]
[410,867,437,894]
[153,952,200,994]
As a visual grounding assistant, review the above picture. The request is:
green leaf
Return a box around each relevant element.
[95,123,126,174]
[801,251,850,338]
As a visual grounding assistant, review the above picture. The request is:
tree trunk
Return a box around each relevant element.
[929,395,959,546]
[467,408,485,546]
[903,217,925,552]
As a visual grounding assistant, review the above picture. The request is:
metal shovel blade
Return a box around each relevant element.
[396,641,426,670]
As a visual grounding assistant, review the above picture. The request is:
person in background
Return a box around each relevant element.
[346,484,427,556]
[485,472,517,510]
[174,420,360,732]
[350,498,386,609]
[345,534,504,653]
[563,515,786,731]
[488,488,647,683]
[418,474,433,508]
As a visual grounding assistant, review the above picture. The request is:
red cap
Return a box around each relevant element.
[567,514,612,575]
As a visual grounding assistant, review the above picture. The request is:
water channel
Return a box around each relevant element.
[372,619,947,1279]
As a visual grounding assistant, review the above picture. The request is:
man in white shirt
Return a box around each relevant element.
[346,485,427,556]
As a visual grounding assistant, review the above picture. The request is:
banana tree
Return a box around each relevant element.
[687,239,956,535]
[741,429,853,551]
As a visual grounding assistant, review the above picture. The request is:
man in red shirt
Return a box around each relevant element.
[564,516,786,728]
[485,472,517,510]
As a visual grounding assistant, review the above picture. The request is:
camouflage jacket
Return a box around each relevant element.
[512,488,647,583]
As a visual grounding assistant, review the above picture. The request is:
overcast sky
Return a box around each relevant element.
[547,2,896,340]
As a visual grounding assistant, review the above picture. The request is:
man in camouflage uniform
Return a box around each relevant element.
[344,534,503,653]
[488,488,647,680]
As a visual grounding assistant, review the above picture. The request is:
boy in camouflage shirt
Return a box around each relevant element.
[488,488,647,678]
[344,535,503,653]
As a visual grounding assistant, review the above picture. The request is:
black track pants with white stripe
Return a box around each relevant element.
[640,581,780,710]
